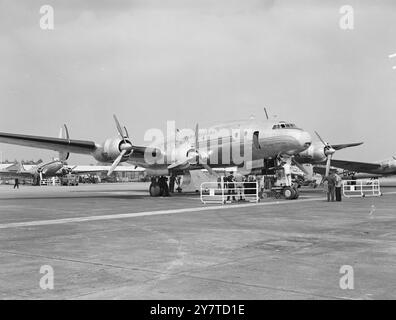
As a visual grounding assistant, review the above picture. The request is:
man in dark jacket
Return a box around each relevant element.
[324,173,336,202]
[226,172,236,202]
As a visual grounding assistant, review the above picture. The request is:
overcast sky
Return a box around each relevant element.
[0,0,395,164]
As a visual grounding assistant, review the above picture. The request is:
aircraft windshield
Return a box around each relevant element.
[272,122,299,130]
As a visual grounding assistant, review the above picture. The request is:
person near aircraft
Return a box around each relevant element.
[323,179,329,201]
[324,173,336,202]
[159,176,170,197]
[235,173,245,202]
[335,173,342,201]
[169,175,176,193]
[13,178,20,189]
[226,172,236,202]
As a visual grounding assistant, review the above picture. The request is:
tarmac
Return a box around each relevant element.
[0,182,395,300]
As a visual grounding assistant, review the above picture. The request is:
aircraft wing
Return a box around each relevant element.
[0,132,97,155]
[70,165,145,174]
[317,159,382,173]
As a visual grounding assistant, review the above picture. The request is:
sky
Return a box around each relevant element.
[0,0,395,164]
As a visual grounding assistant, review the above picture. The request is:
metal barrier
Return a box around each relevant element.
[40,177,61,186]
[200,181,259,204]
[342,180,381,198]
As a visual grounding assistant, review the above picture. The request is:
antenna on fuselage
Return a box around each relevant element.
[264,107,269,120]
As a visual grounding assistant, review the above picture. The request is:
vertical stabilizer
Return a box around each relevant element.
[58,124,70,161]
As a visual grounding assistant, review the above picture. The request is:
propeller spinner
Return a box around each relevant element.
[107,115,133,176]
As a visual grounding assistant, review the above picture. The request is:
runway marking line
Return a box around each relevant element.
[0,191,394,230]
[0,197,323,229]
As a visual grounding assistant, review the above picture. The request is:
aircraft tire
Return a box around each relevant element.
[149,182,161,197]
[283,187,295,200]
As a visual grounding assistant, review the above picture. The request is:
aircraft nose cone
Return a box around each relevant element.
[298,131,312,150]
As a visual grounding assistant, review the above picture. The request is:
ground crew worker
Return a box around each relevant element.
[335,173,342,201]
[13,178,20,189]
[159,176,170,197]
[324,173,336,202]
[235,173,245,202]
[169,175,176,193]
[323,179,329,201]
[226,172,236,202]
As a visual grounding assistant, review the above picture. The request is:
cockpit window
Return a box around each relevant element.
[272,122,299,130]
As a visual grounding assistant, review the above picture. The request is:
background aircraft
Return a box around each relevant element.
[0,159,73,185]
[0,159,145,185]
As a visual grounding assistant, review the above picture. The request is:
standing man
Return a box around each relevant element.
[226,171,236,202]
[323,179,329,201]
[160,176,170,197]
[235,173,245,202]
[13,178,20,189]
[335,173,343,201]
[169,175,176,193]
[324,173,336,202]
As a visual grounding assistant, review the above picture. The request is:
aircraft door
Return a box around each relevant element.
[253,131,261,149]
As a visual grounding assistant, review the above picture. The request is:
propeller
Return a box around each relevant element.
[291,158,309,175]
[315,131,336,177]
[107,115,133,176]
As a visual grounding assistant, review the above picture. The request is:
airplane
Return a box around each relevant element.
[0,159,73,185]
[0,158,147,185]
[0,115,313,198]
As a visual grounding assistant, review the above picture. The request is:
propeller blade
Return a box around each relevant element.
[332,142,363,151]
[113,114,125,138]
[292,158,309,175]
[201,163,214,175]
[107,149,126,176]
[314,131,327,146]
[195,123,199,148]
[325,154,333,177]
[123,126,129,138]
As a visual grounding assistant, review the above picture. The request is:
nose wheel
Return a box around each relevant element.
[283,186,299,200]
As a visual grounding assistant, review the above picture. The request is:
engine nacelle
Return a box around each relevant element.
[298,143,326,162]
[93,137,132,163]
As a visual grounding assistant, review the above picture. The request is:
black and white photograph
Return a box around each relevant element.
[0,0,395,305]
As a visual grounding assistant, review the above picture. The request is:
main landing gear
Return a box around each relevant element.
[149,176,170,197]
[149,177,161,197]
